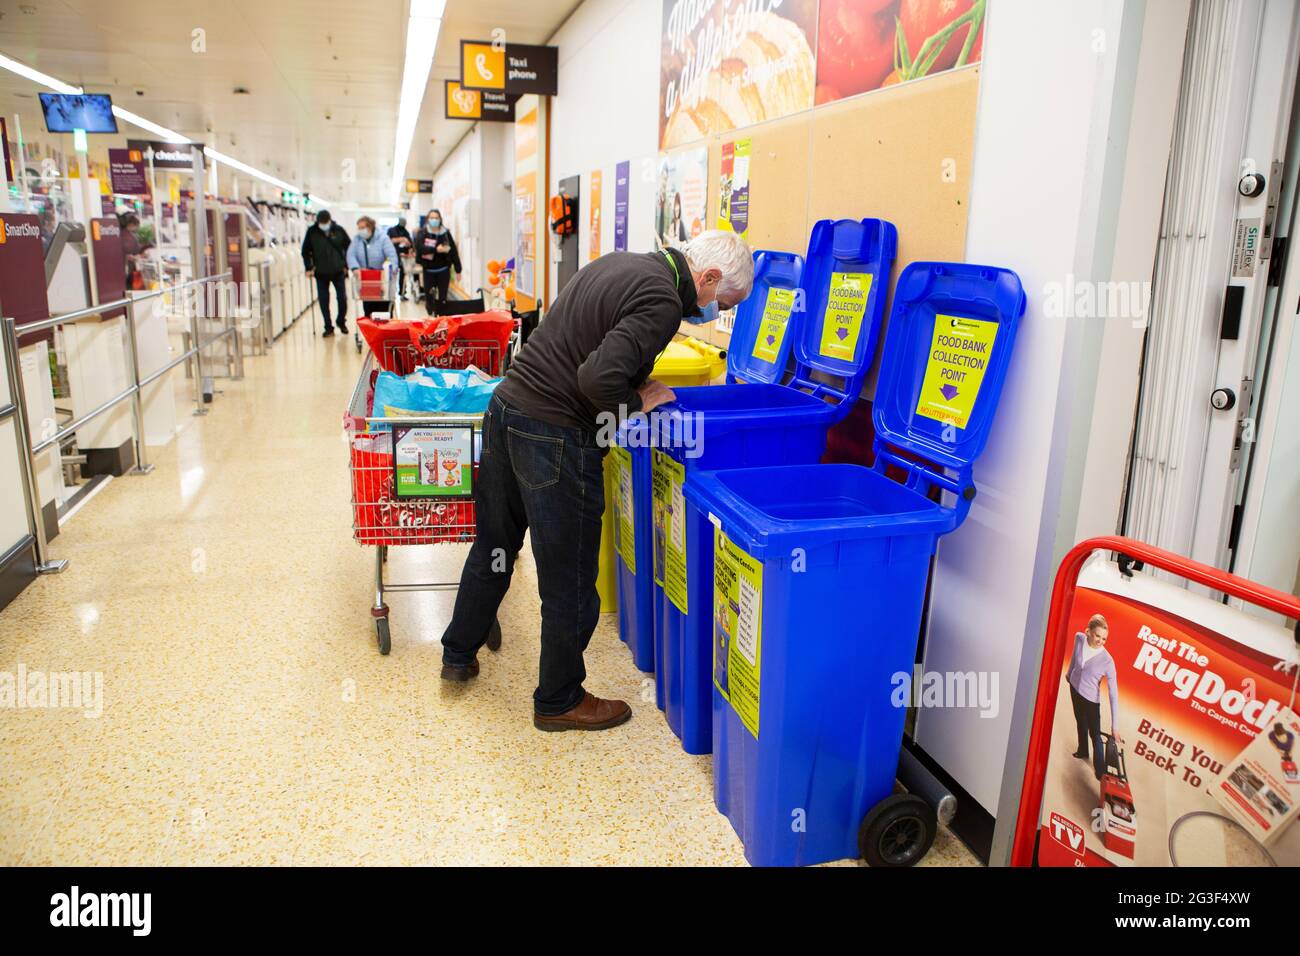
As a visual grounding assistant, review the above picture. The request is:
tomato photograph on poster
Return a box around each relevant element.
[815,0,986,105]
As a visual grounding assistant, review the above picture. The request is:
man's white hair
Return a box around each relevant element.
[681,230,754,303]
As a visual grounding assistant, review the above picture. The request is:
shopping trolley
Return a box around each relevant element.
[345,328,516,655]
[400,255,419,303]
[350,267,395,353]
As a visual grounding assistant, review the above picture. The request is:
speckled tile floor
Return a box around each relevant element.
[0,306,979,867]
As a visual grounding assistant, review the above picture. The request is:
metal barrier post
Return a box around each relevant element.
[121,297,153,475]
[189,296,209,416]
[2,317,68,574]
[229,284,245,380]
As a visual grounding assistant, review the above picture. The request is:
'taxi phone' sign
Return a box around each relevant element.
[459,40,557,96]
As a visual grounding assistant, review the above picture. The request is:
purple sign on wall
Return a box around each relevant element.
[108,147,150,195]
[614,160,629,252]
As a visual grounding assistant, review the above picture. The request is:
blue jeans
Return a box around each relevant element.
[316,273,348,330]
[441,396,605,715]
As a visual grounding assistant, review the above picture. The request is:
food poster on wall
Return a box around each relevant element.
[651,450,688,612]
[816,0,986,104]
[713,527,762,738]
[393,425,474,498]
[659,0,818,150]
[614,161,630,252]
[655,146,707,250]
[1035,557,1300,867]
[514,97,541,310]
[610,445,636,573]
[717,138,751,239]
[588,169,602,262]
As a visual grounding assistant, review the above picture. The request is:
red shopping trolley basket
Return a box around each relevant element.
[355,268,389,301]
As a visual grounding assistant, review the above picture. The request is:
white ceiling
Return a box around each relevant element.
[0,0,579,206]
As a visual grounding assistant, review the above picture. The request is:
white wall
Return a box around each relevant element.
[479,123,515,273]
[430,127,482,292]
[910,0,1189,864]
[547,0,662,302]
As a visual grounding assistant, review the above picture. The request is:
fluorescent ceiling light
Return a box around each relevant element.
[390,6,442,202]
[0,50,331,203]
[0,52,79,93]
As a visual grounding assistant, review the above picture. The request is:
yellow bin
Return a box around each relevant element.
[596,338,725,613]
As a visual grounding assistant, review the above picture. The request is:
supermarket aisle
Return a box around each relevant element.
[0,312,976,866]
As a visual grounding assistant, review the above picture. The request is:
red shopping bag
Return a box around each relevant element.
[407,311,515,374]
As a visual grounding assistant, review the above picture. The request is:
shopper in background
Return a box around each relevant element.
[346,216,400,317]
[302,210,351,337]
[1066,613,1122,780]
[414,209,461,314]
[387,217,415,301]
[118,212,152,290]
[439,230,754,732]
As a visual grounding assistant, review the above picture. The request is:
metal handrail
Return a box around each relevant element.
[2,270,242,576]
[20,272,233,336]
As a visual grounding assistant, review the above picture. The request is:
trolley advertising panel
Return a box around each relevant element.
[1013,537,1300,868]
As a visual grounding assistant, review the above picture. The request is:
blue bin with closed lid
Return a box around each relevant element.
[687,261,1026,866]
[651,219,896,752]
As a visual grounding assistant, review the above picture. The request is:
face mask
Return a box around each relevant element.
[428,219,442,230]
[686,300,719,326]
[359,228,372,240]
[318,221,331,231]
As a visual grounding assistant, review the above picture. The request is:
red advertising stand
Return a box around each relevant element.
[1012,536,1300,867]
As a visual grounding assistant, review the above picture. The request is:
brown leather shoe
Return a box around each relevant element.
[534,692,632,732]
[440,659,479,682]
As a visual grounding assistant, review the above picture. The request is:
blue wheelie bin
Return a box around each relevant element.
[611,418,658,674]
[653,218,897,753]
[686,262,1026,866]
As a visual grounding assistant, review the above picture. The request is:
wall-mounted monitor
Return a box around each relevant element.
[38,93,119,134]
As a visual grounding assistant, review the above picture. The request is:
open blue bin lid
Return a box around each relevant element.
[871,262,1026,509]
[791,218,897,416]
[724,249,804,385]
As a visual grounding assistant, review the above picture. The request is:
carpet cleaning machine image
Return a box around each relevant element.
[1098,732,1136,864]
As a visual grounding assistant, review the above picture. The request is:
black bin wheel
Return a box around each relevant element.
[485,618,502,653]
[858,793,936,867]
[375,617,391,656]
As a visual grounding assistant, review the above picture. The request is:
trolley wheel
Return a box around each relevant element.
[486,617,502,653]
[375,617,391,656]
[355,331,362,354]
[858,793,936,868]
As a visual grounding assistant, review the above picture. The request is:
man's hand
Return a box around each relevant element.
[306,269,314,278]
[637,380,675,413]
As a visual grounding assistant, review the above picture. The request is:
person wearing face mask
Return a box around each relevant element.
[302,210,352,336]
[438,230,754,732]
[346,216,400,317]
[413,209,461,314]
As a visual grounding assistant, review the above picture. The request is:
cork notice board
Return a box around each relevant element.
[679,66,981,392]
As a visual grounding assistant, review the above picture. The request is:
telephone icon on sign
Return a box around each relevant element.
[475,53,495,82]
